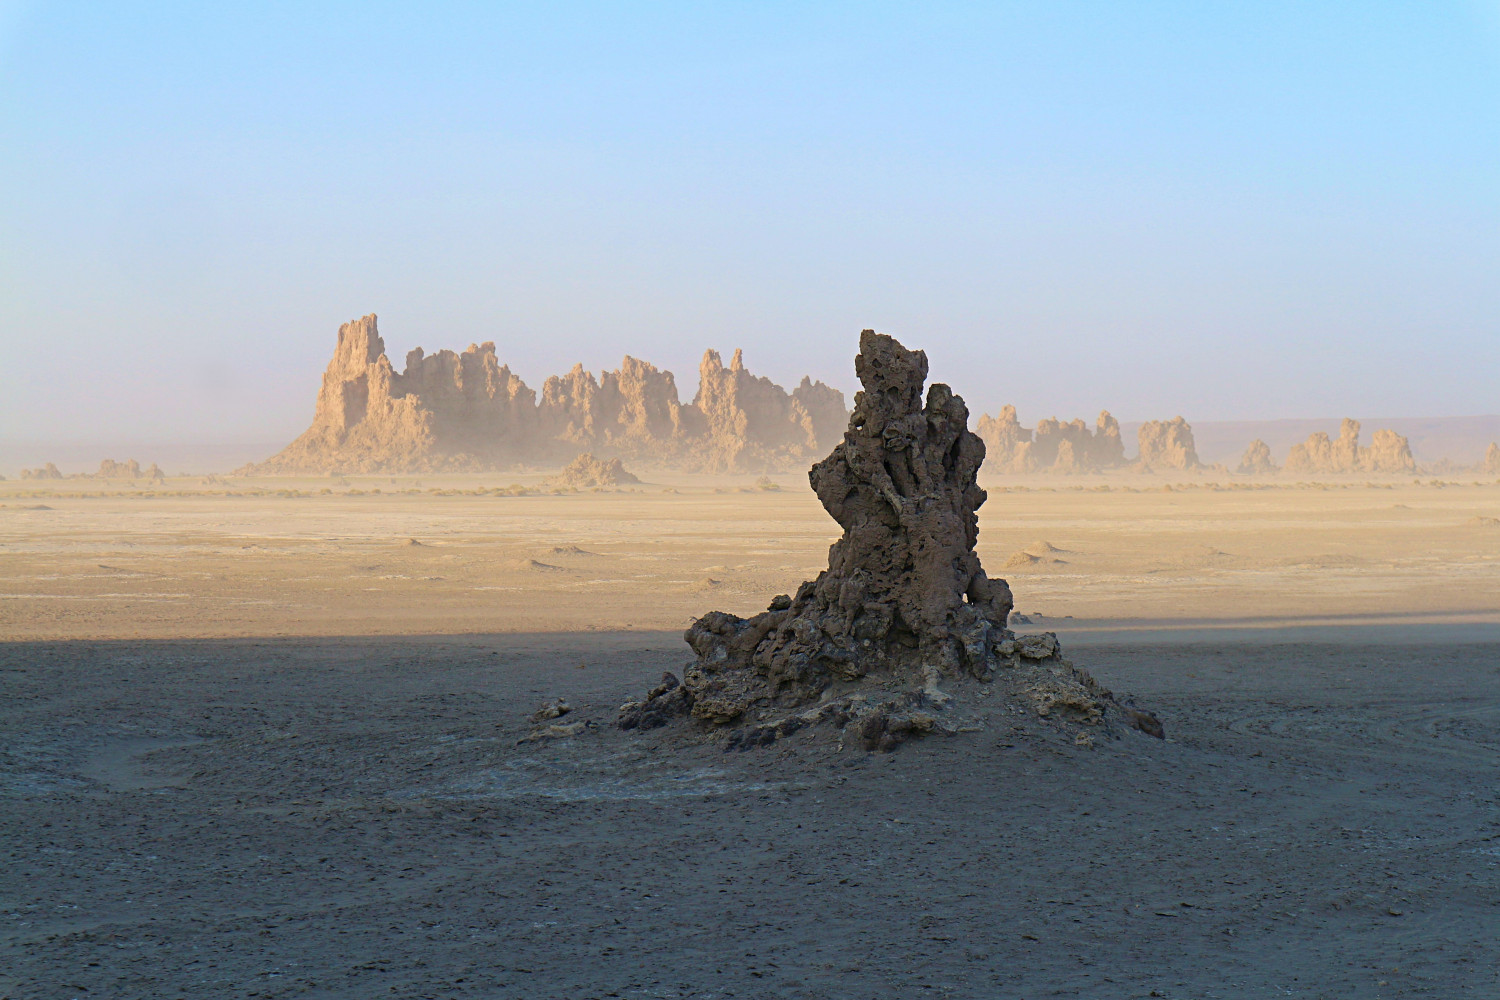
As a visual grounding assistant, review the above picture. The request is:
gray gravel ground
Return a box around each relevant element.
[3,630,1498,998]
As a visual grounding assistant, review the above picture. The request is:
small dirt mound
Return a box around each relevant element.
[549,454,641,489]
[549,545,600,557]
[511,559,568,572]
[1467,516,1499,527]
[1005,543,1069,568]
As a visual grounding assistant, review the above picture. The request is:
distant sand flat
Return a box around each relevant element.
[1,472,1497,640]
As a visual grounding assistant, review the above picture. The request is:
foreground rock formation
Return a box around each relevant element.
[974,406,1126,474]
[619,330,1161,750]
[245,315,847,475]
[1284,419,1416,475]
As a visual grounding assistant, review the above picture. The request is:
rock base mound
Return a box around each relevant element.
[621,630,1161,751]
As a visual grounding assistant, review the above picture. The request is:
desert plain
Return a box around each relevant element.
[3,471,1499,997]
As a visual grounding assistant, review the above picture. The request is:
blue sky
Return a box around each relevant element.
[2,2,1497,448]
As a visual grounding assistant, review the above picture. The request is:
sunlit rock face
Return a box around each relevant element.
[1284,419,1416,475]
[975,406,1126,474]
[1136,416,1201,472]
[1236,439,1278,475]
[245,314,847,474]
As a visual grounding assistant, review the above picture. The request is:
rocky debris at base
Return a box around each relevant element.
[619,631,1162,752]
[531,699,571,722]
[547,453,641,489]
[518,719,594,743]
[617,329,1162,753]
[241,314,848,475]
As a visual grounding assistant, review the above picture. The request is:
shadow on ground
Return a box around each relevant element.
[3,631,1497,997]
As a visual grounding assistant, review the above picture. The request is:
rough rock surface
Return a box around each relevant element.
[245,315,846,474]
[1285,419,1416,475]
[1365,429,1418,474]
[547,453,641,489]
[20,463,63,480]
[1136,417,1201,472]
[974,406,1125,474]
[618,330,1161,749]
[1236,439,1278,476]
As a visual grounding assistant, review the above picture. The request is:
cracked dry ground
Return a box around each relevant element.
[3,631,1498,998]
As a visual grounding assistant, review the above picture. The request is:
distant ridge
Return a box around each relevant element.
[242,314,848,475]
[1148,416,1500,468]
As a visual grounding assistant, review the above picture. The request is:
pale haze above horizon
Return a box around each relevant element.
[2,1,1497,455]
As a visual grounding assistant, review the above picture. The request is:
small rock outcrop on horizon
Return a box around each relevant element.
[1236,439,1278,476]
[94,459,165,480]
[19,459,165,481]
[245,315,847,474]
[1136,417,1200,472]
[547,453,641,489]
[1484,443,1500,476]
[1284,419,1416,475]
[618,330,1161,751]
[973,406,1126,474]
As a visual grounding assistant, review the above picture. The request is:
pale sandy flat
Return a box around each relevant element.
[3,472,1498,640]
[2,473,1498,997]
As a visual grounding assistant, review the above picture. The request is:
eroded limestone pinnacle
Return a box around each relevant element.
[619,330,1162,749]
